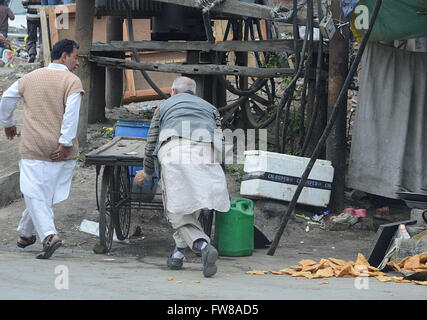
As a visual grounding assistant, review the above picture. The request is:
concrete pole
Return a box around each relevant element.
[326,0,349,213]
[75,0,96,147]
[106,16,124,109]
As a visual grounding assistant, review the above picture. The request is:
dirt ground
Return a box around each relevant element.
[0,62,413,267]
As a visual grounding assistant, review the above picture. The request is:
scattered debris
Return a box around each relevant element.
[245,253,427,286]
[78,219,130,243]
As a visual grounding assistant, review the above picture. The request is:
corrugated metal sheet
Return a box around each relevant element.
[95,0,164,16]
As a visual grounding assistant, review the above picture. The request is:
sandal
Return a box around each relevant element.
[36,234,62,259]
[17,235,37,248]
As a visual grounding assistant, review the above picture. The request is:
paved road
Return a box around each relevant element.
[0,246,425,303]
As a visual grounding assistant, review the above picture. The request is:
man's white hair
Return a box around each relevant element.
[172,77,197,95]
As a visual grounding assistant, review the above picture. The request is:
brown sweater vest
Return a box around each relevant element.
[18,67,84,161]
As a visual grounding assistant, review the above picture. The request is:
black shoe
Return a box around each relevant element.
[201,244,218,278]
[166,247,185,270]
[167,256,184,270]
[28,55,35,63]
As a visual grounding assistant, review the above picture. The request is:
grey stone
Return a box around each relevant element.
[0,171,21,208]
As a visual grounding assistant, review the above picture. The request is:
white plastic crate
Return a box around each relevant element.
[240,150,334,207]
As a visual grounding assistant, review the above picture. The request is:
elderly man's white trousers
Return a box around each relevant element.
[16,159,76,242]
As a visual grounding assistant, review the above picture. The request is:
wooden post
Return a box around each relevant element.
[123,20,136,99]
[106,16,123,109]
[74,0,95,147]
[88,64,106,123]
[39,6,51,67]
[326,0,349,213]
[232,19,251,129]
[185,50,213,103]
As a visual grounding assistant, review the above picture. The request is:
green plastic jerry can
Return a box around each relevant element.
[213,198,254,256]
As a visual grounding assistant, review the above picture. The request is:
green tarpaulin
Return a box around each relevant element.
[349,0,427,42]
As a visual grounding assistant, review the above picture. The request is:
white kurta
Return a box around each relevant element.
[158,139,230,215]
[0,63,82,241]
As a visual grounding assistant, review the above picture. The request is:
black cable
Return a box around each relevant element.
[273,18,309,152]
[301,0,324,156]
[296,0,314,152]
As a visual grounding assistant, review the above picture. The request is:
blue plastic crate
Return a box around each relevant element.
[114,120,158,202]
[113,120,151,138]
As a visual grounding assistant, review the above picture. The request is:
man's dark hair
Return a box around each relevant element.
[51,39,79,61]
[0,1,5,5]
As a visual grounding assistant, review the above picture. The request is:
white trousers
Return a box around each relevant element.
[17,196,57,241]
[16,159,76,242]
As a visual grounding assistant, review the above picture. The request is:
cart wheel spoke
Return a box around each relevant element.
[112,166,132,241]
[99,166,114,252]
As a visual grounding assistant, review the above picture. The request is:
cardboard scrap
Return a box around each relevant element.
[245,253,427,286]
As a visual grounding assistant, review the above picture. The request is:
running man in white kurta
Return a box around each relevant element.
[0,39,83,259]
[134,77,230,278]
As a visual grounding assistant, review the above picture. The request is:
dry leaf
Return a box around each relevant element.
[246,270,267,275]
[167,277,174,281]
[376,276,393,282]
[292,271,312,278]
[328,257,347,266]
[336,263,354,277]
[313,267,334,279]
[302,265,319,272]
[403,255,421,271]
[176,281,184,284]
[270,271,284,275]
[290,265,303,271]
[398,256,411,268]
[413,281,427,286]
[393,279,412,284]
[280,268,296,275]
[386,261,402,273]
[319,281,329,285]
[298,259,318,267]
[194,280,201,283]
[355,253,370,266]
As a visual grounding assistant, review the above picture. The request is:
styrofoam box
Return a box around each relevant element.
[240,150,334,207]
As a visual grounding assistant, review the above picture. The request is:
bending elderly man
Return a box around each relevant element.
[134,76,230,277]
[0,39,83,259]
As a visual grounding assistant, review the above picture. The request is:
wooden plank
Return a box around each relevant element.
[47,7,59,48]
[91,39,305,54]
[89,55,295,78]
[123,88,171,103]
[152,0,275,20]
[123,19,136,98]
[39,7,51,66]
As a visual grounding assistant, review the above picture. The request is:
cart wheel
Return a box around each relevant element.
[99,166,114,252]
[199,209,214,238]
[112,165,131,241]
